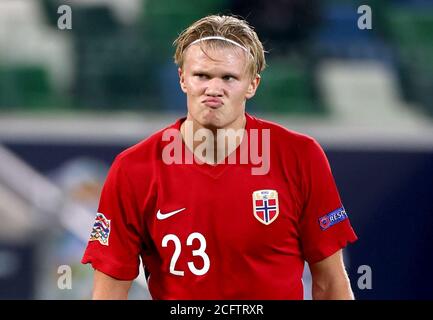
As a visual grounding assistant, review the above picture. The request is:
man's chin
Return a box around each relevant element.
[199,121,222,131]
[198,113,224,130]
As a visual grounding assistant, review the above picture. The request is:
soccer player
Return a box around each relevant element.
[82,15,358,300]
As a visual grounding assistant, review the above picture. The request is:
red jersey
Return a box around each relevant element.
[82,113,357,299]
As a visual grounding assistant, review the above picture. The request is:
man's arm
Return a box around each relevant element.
[309,249,354,300]
[92,269,134,300]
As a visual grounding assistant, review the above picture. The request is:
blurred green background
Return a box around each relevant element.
[0,0,433,300]
[0,0,432,117]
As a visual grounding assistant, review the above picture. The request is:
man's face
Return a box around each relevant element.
[179,44,260,130]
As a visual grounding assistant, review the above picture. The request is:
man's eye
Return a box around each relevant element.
[196,74,208,79]
[223,75,234,81]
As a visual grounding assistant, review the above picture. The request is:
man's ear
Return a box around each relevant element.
[179,68,187,93]
[245,74,261,100]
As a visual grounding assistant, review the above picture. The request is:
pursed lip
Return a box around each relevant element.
[202,97,223,108]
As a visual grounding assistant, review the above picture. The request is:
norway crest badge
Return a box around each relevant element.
[252,189,279,225]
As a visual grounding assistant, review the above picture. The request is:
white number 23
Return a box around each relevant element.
[161,232,210,276]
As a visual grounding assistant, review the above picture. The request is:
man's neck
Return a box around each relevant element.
[180,114,246,165]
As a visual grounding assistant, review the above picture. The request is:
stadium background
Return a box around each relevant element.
[0,0,432,299]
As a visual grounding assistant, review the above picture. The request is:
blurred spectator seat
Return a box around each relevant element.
[385,4,433,116]
[0,0,74,97]
[311,0,392,62]
[71,0,142,25]
[230,0,321,55]
[317,60,426,124]
[253,58,324,115]
[68,5,154,110]
[43,0,143,25]
[43,1,153,110]
[0,65,60,109]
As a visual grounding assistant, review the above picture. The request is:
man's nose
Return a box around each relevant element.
[205,78,224,96]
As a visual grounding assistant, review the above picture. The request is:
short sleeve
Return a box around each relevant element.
[299,139,357,264]
[81,156,143,280]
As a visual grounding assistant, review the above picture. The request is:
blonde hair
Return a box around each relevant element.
[173,15,266,78]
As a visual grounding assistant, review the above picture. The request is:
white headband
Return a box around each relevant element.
[187,36,251,55]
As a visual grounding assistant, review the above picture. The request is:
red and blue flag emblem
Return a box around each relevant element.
[252,190,279,225]
[89,212,111,246]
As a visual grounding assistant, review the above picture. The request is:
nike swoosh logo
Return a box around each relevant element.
[156,208,186,220]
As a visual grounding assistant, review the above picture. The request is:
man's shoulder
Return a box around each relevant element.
[250,114,318,149]
[114,119,181,165]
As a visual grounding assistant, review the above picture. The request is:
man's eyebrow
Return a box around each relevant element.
[222,72,240,78]
[191,69,241,78]
[192,70,209,74]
